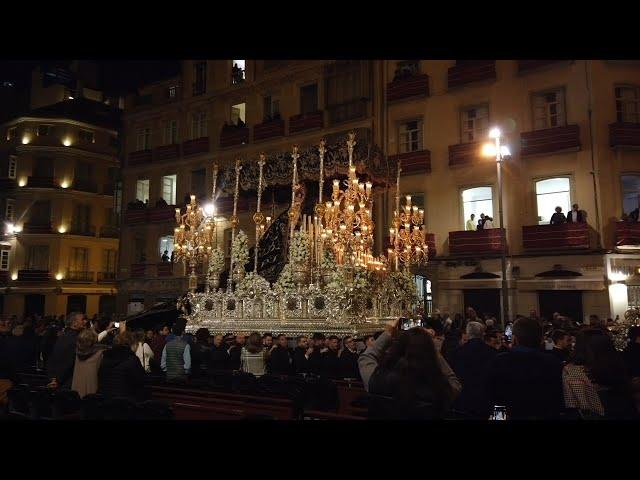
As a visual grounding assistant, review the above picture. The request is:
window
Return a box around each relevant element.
[109,135,119,148]
[27,245,49,270]
[461,105,489,142]
[79,129,95,143]
[162,174,177,205]
[263,95,280,121]
[5,198,15,222]
[34,157,54,178]
[0,250,9,271]
[232,60,245,85]
[462,187,493,229]
[6,127,16,141]
[300,83,318,115]
[231,103,246,126]
[191,169,207,201]
[102,249,117,273]
[194,61,207,95]
[136,127,151,150]
[29,201,51,225]
[75,161,93,187]
[113,180,123,214]
[615,86,640,123]
[37,124,52,136]
[72,204,91,232]
[69,247,89,273]
[533,88,566,130]
[535,177,571,224]
[8,156,17,179]
[325,60,371,124]
[168,85,177,98]
[159,235,174,257]
[393,60,420,81]
[164,119,178,144]
[191,112,207,139]
[136,179,150,203]
[398,119,423,153]
[622,175,640,215]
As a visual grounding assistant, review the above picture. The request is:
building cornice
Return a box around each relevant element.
[3,117,118,135]
[15,145,119,163]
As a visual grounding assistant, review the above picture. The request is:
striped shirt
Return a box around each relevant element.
[240,347,267,377]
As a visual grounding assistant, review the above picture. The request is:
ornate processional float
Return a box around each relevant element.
[173,133,429,336]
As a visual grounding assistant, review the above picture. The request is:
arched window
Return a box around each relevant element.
[159,235,174,258]
[461,186,493,229]
[621,175,640,215]
[535,177,571,224]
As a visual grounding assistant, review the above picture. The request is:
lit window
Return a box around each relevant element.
[232,60,246,85]
[615,86,640,124]
[398,119,423,153]
[191,112,207,139]
[37,125,52,136]
[5,198,15,222]
[462,187,493,229]
[535,177,571,224]
[168,85,177,98]
[162,174,177,205]
[622,175,640,215]
[159,235,174,257]
[136,179,150,203]
[6,127,16,141]
[102,249,118,274]
[136,127,151,150]
[8,155,17,179]
[533,88,566,130]
[461,106,489,142]
[164,119,178,144]
[0,250,9,271]
[231,103,246,126]
[79,129,95,143]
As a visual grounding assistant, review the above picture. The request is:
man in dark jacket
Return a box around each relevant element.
[548,329,571,363]
[161,320,191,383]
[307,333,325,375]
[269,334,292,375]
[339,336,360,380]
[321,335,342,379]
[292,336,311,374]
[623,326,640,378]
[98,331,147,402]
[228,333,246,371]
[449,321,497,418]
[47,312,86,388]
[208,334,230,371]
[486,317,564,420]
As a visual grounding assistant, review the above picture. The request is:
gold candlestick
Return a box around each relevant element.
[289,145,300,264]
[228,157,242,292]
[253,153,266,272]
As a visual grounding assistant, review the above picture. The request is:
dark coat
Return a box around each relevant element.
[292,346,309,374]
[5,335,38,372]
[548,347,570,363]
[486,345,564,419]
[550,212,567,225]
[228,345,242,370]
[191,342,212,378]
[208,345,230,371]
[98,345,147,402]
[449,338,498,418]
[47,329,80,387]
[269,346,292,375]
[623,343,640,378]
[307,347,323,375]
[339,349,360,380]
[566,209,585,223]
[320,349,341,379]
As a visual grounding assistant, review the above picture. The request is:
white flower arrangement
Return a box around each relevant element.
[274,263,296,294]
[290,230,310,265]
[235,271,271,298]
[383,270,417,305]
[208,247,225,274]
[231,230,250,268]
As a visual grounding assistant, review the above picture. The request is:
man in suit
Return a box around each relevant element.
[339,336,360,380]
[548,329,571,363]
[550,206,567,225]
[566,203,585,223]
[47,312,87,389]
[269,334,292,375]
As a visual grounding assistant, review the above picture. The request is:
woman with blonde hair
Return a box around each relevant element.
[133,329,154,373]
[71,329,103,398]
[240,332,268,377]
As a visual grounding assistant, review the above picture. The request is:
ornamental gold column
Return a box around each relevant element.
[227,157,242,293]
[253,153,266,273]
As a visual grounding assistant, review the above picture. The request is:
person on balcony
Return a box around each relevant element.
[483,216,494,229]
[550,206,567,225]
[628,208,639,222]
[465,214,476,231]
[477,213,486,230]
[566,204,585,223]
[161,250,170,262]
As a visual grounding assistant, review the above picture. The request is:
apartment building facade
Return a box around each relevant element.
[118,60,640,322]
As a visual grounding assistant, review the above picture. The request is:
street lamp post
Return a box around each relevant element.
[486,128,511,327]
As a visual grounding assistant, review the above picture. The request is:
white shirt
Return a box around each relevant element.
[571,210,578,222]
[135,342,154,373]
[465,219,475,231]
[483,219,494,229]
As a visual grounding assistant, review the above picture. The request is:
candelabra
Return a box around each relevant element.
[388,160,428,271]
[173,195,217,292]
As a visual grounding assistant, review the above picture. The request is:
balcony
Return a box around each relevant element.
[387,73,430,103]
[130,264,147,278]
[220,126,249,148]
[520,125,581,156]
[182,137,209,156]
[124,208,147,225]
[148,205,176,223]
[27,176,58,189]
[156,143,181,161]
[253,119,285,142]
[448,61,496,89]
[22,222,53,234]
[97,271,117,283]
[390,150,431,175]
[522,223,589,251]
[68,225,96,237]
[64,271,94,282]
[72,179,97,193]
[449,229,505,256]
[289,111,324,134]
[327,98,368,125]
[17,270,51,282]
[448,141,483,167]
[517,60,563,74]
[128,149,152,166]
[157,262,174,277]
[609,123,640,149]
[616,222,640,250]
[99,225,120,238]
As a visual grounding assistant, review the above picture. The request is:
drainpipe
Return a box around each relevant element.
[585,60,603,250]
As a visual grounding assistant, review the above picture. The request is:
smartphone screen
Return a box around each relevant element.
[491,406,507,420]
[114,322,120,328]
[399,317,410,330]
